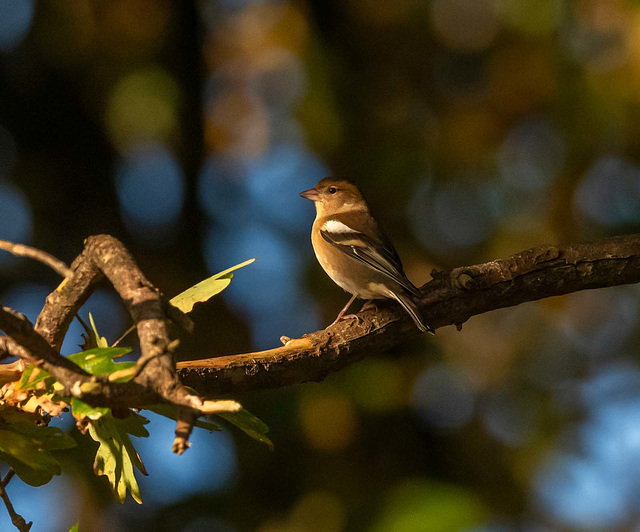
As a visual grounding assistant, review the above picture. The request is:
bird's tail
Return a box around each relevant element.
[390,291,434,334]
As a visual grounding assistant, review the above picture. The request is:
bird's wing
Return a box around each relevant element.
[319,219,419,296]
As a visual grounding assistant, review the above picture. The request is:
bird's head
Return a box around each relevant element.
[300,178,367,216]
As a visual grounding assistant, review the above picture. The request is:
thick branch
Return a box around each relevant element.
[35,246,103,351]
[0,307,91,382]
[0,306,159,407]
[177,234,640,394]
[78,236,187,401]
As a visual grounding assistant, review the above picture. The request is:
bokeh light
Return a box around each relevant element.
[257,490,345,532]
[0,475,77,532]
[481,387,538,447]
[573,155,640,228]
[299,391,358,452]
[0,181,33,252]
[409,176,500,259]
[244,142,327,232]
[497,117,565,193]
[430,0,498,52]
[0,0,34,52]
[555,287,639,359]
[345,358,408,413]
[106,68,181,151]
[4,0,640,530]
[116,143,185,242]
[199,139,325,348]
[204,222,320,348]
[198,155,251,223]
[134,413,238,504]
[1,283,50,324]
[412,363,476,430]
[371,479,488,532]
[495,0,562,37]
[532,361,640,529]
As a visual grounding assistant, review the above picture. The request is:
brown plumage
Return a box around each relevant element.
[301,178,432,333]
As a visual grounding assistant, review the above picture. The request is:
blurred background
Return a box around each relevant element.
[1,0,640,530]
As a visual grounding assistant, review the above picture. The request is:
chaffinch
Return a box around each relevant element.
[301,177,432,333]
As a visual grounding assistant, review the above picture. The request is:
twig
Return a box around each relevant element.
[0,240,72,278]
[177,233,640,395]
[2,469,15,488]
[0,470,32,532]
[111,325,134,348]
[109,340,180,382]
[172,408,196,455]
[111,303,193,348]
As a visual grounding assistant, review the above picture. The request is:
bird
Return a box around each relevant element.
[300,177,433,333]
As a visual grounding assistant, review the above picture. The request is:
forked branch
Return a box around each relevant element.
[0,236,236,440]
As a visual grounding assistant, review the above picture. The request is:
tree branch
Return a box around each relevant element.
[0,235,237,432]
[177,233,640,394]
[0,240,72,278]
[35,245,103,351]
[0,306,160,407]
[0,469,31,532]
[1,233,638,449]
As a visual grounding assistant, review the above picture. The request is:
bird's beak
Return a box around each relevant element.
[300,187,320,201]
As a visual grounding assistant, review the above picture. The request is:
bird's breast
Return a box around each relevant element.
[311,222,385,299]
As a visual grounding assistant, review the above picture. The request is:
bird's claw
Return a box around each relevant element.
[359,300,378,313]
[328,313,363,328]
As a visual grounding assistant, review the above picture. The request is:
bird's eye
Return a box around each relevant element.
[328,186,337,194]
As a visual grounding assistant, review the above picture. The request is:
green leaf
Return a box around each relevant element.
[89,313,109,348]
[117,411,150,439]
[170,258,256,313]
[217,408,273,449]
[0,451,54,486]
[18,347,135,394]
[69,523,79,532]
[71,398,109,421]
[68,347,134,377]
[0,423,76,486]
[0,427,67,486]
[16,364,54,391]
[7,423,76,451]
[77,313,109,349]
[146,404,222,432]
[88,412,149,504]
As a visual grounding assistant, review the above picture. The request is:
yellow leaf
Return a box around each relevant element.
[170,258,256,313]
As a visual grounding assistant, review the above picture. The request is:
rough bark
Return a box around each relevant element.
[177,234,640,394]
[2,236,233,415]
[1,233,639,415]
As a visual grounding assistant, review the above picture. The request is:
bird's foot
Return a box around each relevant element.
[359,300,379,313]
[328,313,363,328]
